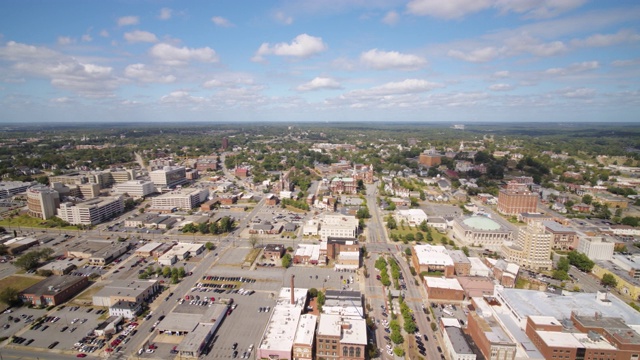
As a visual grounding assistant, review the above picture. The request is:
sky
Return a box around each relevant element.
[0,0,639,124]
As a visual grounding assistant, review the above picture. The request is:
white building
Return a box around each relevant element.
[257,287,309,360]
[57,196,124,225]
[109,300,141,320]
[394,209,428,227]
[158,242,203,266]
[151,188,209,211]
[443,324,477,360]
[0,181,34,199]
[468,257,491,277]
[452,216,512,251]
[26,185,60,220]
[502,222,552,271]
[318,215,359,240]
[150,166,187,188]
[113,180,155,197]
[577,236,615,261]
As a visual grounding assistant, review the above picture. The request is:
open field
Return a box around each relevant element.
[0,214,79,230]
[0,275,44,291]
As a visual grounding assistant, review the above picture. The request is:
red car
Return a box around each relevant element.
[76,354,87,358]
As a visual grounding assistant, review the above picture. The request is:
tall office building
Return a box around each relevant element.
[502,222,552,271]
[27,185,60,220]
[149,166,187,188]
[497,181,538,215]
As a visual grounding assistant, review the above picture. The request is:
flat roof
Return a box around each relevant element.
[294,314,317,346]
[424,277,463,291]
[136,242,162,253]
[498,288,640,326]
[178,323,215,352]
[414,245,453,267]
[93,280,157,299]
[462,216,503,231]
[536,331,584,348]
[543,220,576,233]
[22,275,85,296]
[444,326,474,355]
[528,315,561,326]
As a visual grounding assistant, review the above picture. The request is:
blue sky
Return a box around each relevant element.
[0,0,639,123]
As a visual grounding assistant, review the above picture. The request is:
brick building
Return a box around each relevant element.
[497,182,538,215]
[20,275,89,306]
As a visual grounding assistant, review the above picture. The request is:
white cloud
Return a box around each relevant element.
[117,16,139,27]
[489,83,512,91]
[571,29,640,47]
[448,47,500,62]
[124,30,158,43]
[124,63,176,83]
[406,0,586,19]
[252,34,327,62]
[57,36,74,45]
[160,91,206,105]
[560,87,596,99]
[81,34,92,42]
[274,11,293,25]
[360,49,427,70]
[495,0,587,19]
[50,97,72,103]
[211,16,234,27]
[353,79,442,96]
[296,77,341,91]
[201,73,255,89]
[406,0,493,19]
[159,8,172,20]
[99,30,109,38]
[150,43,219,66]
[382,11,399,25]
[493,70,510,78]
[544,61,599,76]
[503,34,567,57]
[612,58,640,67]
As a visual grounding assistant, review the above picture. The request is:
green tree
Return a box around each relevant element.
[309,288,318,298]
[405,233,415,242]
[390,330,404,345]
[282,253,292,268]
[356,206,370,219]
[386,216,397,230]
[0,287,20,306]
[461,246,470,257]
[601,273,618,287]
[209,222,219,235]
[582,194,593,205]
[415,232,424,242]
[404,248,412,256]
[568,251,595,272]
[178,267,186,278]
[198,222,209,234]
[393,347,405,357]
[249,235,259,248]
[171,272,179,284]
[557,257,570,272]
[162,266,171,278]
[13,252,41,271]
[205,242,215,251]
[552,270,570,281]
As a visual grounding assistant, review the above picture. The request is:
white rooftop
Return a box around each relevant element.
[424,277,463,291]
[317,314,367,345]
[293,314,317,347]
[259,287,308,353]
[136,242,162,253]
[536,331,583,348]
[441,317,461,328]
[414,244,453,266]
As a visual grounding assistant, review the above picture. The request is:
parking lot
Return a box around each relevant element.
[15,306,108,353]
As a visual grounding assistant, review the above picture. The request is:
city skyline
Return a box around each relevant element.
[0,0,639,123]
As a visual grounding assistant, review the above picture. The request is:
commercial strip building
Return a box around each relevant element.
[394,209,428,227]
[442,322,477,360]
[173,305,228,358]
[257,286,309,360]
[20,275,89,306]
[294,244,321,265]
[293,314,317,360]
[452,216,512,251]
[150,187,209,212]
[92,279,160,307]
[125,213,179,229]
[592,254,640,299]
[316,313,367,360]
[424,277,464,301]
[502,222,553,271]
[303,215,360,240]
[411,244,455,277]
[65,240,129,266]
[112,180,156,197]
[57,196,124,225]
[158,242,204,266]
[322,290,364,319]
[26,185,59,220]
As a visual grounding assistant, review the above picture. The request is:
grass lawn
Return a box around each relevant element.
[284,205,307,213]
[73,284,104,305]
[244,248,262,265]
[0,275,44,291]
[0,214,78,230]
[389,227,450,244]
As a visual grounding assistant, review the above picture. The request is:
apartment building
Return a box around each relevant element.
[57,196,124,225]
[26,185,60,220]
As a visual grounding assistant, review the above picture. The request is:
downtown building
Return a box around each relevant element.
[497,182,538,216]
[57,196,124,225]
[113,180,156,198]
[150,187,209,212]
[502,222,553,271]
[150,166,187,189]
[26,185,60,220]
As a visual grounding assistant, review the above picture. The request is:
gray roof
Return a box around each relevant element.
[444,326,474,355]
[21,275,86,296]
